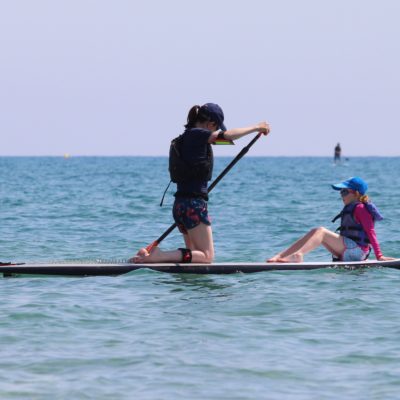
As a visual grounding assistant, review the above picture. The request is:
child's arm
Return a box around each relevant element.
[354,205,395,260]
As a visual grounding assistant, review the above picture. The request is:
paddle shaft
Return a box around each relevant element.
[208,132,261,192]
[146,132,262,251]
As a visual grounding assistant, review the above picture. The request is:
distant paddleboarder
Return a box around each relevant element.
[334,142,341,163]
[131,103,270,264]
[267,177,394,263]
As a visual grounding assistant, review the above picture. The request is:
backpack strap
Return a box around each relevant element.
[159,180,172,207]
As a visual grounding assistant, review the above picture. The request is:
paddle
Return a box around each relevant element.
[144,132,263,253]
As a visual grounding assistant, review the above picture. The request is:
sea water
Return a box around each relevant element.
[1,156,400,399]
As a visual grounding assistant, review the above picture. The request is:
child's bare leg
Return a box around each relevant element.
[278,228,344,263]
[267,229,318,262]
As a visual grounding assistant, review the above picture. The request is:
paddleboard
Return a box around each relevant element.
[1,259,400,277]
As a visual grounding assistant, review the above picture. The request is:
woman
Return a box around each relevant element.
[133,103,270,264]
[267,176,394,263]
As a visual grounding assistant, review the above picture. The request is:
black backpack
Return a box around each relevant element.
[169,134,213,183]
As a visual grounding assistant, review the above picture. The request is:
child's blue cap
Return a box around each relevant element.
[332,176,368,195]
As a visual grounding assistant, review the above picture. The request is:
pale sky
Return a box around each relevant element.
[1,0,399,156]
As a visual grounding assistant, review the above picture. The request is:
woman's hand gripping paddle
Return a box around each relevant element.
[144,132,263,254]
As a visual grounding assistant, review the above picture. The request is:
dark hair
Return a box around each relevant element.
[184,105,211,129]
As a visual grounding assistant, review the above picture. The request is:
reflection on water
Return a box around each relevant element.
[154,273,233,297]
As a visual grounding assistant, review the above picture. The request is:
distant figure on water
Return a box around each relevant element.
[132,103,270,264]
[267,177,394,263]
[334,142,341,163]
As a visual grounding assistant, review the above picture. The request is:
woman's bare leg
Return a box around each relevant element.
[131,246,182,263]
[131,223,214,264]
[183,233,192,249]
[186,223,214,263]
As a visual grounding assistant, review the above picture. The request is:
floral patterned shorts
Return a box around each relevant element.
[173,197,211,234]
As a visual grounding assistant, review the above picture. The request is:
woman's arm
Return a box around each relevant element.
[209,121,270,143]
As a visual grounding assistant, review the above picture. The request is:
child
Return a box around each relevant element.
[267,177,394,263]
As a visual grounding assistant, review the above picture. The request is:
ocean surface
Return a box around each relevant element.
[1,155,400,399]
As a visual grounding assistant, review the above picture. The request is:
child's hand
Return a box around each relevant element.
[378,255,396,261]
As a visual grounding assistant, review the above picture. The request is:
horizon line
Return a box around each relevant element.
[0,154,399,158]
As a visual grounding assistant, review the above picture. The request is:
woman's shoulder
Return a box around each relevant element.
[184,128,211,135]
[183,128,212,143]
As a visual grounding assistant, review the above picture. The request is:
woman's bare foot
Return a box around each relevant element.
[129,247,163,263]
[277,252,304,263]
[266,254,282,263]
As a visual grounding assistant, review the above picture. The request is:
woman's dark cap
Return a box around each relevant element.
[200,103,227,131]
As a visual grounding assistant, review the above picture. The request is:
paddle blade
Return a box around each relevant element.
[214,138,234,145]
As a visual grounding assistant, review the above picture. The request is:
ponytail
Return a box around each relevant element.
[185,105,200,129]
[359,194,369,203]
[184,104,211,129]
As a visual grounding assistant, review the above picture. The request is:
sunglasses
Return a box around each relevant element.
[340,189,352,196]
